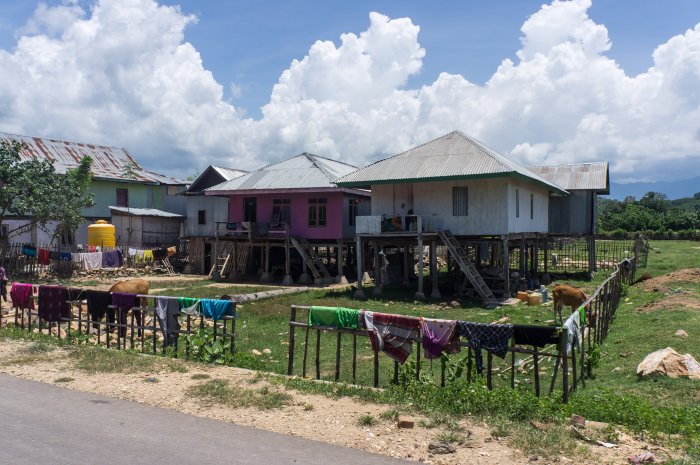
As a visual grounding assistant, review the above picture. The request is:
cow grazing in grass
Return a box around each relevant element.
[552,284,588,323]
[108,278,149,296]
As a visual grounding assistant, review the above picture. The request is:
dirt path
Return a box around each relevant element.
[0,340,663,465]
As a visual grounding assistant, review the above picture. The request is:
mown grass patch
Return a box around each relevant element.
[69,347,188,374]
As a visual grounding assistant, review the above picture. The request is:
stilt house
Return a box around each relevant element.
[205,153,370,284]
[335,131,569,302]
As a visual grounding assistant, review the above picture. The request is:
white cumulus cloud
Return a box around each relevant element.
[0,0,699,182]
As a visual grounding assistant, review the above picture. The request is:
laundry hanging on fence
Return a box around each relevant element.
[22,245,37,257]
[112,292,139,337]
[563,311,581,353]
[85,290,114,323]
[308,306,360,329]
[143,250,154,262]
[513,325,560,348]
[152,248,167,260]
[72,252,103,271]
[456,321,513,374]
[155,297,181,346]
[101,249,122,268]
[363,311,421,364]
[10,283,34,310]
[200,299,235,321]
[48,251,61,260]
[38,249,50,265]
[59,252,72,262]
[178,297,200,316]
[420,318,460,359]
[37,285,70,322]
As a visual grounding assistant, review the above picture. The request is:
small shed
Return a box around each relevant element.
[109,207,184,248]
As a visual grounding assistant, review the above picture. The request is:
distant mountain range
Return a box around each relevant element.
[608,176,700,200]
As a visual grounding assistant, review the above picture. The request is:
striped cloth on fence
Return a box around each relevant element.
[363,311,420,364]
[456,321,513,374]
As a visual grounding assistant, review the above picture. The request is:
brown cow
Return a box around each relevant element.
[552,284,588,323]
[108,278,150,295]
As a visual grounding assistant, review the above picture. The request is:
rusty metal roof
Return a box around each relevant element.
[1,132,186,185]
[528,162,609,194]
[206,153,361,192]
[335,131,568,194]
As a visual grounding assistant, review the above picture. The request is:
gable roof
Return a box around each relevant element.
[0,132,186,185]
[109,206,184,218]
[335,131,568,195]
[206,153,361,193]
[186,165,247,194]
[527,162,609,194]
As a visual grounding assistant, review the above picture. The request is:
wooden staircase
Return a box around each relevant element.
[290,237,335,285]
[438,230,498,304]
[234,243,250,277]
[208,242,235,278]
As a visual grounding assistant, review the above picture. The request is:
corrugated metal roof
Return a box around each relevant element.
[109,206,184,218]
[211,166,248,181]
[335,131,568,194]
[0,132,186,185]
[206,153,359,192]
[527,162,609,194]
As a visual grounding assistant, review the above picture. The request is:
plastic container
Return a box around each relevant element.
[516,291,529,302]
[540,285,548,303]
[87,220,116,247]
[528,293,542,306]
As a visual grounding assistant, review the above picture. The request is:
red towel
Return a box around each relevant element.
[365,312,421,364]
[38,249,50,265]
[10,283,35,310]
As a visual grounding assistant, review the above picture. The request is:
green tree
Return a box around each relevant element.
[0,140,95,244]
[639,191,668,213]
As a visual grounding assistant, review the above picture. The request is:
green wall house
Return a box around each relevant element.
[0,132,186,246]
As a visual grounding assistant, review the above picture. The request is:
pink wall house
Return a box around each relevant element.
[206,153,370,241]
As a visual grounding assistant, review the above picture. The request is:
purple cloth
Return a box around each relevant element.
[10,283,35,310]
[102,250,122,268]
[111,292,140,337]
[38,285,70,322]
[420,318,460,359]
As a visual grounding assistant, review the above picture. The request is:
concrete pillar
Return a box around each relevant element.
[430,240,441,299]
[336,241,348,284]
[415,235,425,300]
[354,236,366,299]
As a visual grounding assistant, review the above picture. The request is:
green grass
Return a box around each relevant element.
[69,347,188,374]
[190,373,211,380]
[356,414,377,427]
[186,379,292,410]
[152,283,283,298]
[54,377,75,383]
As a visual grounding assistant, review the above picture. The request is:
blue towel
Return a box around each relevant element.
[199,299,235,320]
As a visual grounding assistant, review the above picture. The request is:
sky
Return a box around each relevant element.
[0,0,699,183]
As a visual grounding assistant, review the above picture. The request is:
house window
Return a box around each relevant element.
[348,198,359,226]
[452,187,468,216]
[198,210,206,225]
[271,199,291,223]
[116,188,129,207]
[0,225,7,238]
[308,198,327,227]
[530,194,534,220]
[515,189,520,218]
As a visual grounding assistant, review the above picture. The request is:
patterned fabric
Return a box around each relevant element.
[37,285,70,322]
[563,311,581,352]
[513,325,560,348]
[143,250,154,262]
[309,306,360,329]
[456,321,513,373]
[363,311,421,364]
[420,318,460,359]
[10,283,35,310]
[200,299,235,320]
[59,252,72,262]
[178,297,200,316]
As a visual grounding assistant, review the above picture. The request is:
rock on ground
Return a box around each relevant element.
[637,347,700,380]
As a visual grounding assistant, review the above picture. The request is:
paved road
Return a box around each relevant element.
[0,374,412,465]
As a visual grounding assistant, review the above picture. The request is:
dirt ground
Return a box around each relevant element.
[0,340,669,465]
[637,268,700,313]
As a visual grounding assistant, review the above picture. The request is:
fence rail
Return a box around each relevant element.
[1,293,236,359]
[286,255,640,402]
